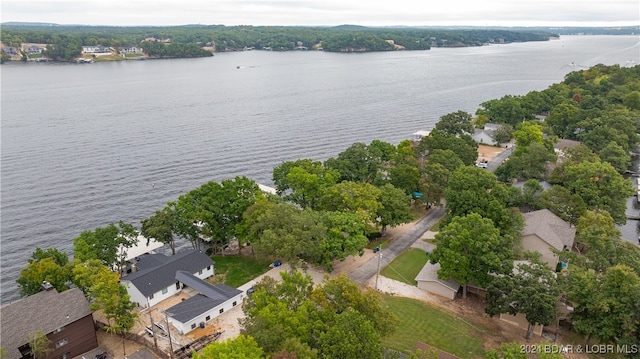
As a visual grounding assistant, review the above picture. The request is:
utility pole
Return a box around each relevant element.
[164,311,174,359]
[375,250,382,291]
[148,309,158,349]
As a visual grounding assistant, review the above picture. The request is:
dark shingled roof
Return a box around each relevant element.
[121,249,213,297]
[0,288,92,359]
[166,271,241,323]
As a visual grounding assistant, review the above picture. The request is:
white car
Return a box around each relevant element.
[475,162,488,168]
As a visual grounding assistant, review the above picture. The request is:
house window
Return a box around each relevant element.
[207,265,211,271]
[60,352,71,359]
[162,287,168,295]
[219,308,224,314]
[55,338,68,348]
[198,269,203,275]
[176,281,180,290]
[149,293,154,300]
[205,315,211,321]
[191,323,196,329]
[52,326,65,333]
[232,301,237,307]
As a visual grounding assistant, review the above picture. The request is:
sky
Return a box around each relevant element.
[1,0,639,27]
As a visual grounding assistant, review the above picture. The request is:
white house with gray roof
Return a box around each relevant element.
[164,271,243,334]
[521,209,575,269]
[120,249,214,308]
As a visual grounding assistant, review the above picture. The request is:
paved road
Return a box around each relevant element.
[487,145,514,172]
[348,206,445,285]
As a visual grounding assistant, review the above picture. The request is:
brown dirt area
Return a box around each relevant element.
[477,144,507,163]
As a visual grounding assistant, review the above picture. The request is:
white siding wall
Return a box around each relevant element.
[122,281,147,307]
[417,281,457,300]
[147,282,181,307]
[171,292,244,334]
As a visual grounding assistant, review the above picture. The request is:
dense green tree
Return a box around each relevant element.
[560,160,634,224]
[141,207,177,255]
[311,274,397,335]
[325,142,382,183]
[476,95,529,126]
[434,110,475,136]
[318,211,369,269]
[546,102,580,138]
[565,265,640,346]
[387,163,421,194]
[72,221,138,271]
[495,142,556,181]
[429,213,513,298]
[623,90,640,110]
[485,259,560,339]
[16,257,72,296]
[422,149,464,205]
[175,176,260,253]
[597,141,631,173]
[195,335,265,359]
[273,337,318,359]
[419,129,477,166]
[272,159,339,209]
[573,211,621,271]
[318,182,382,223]
[513,121,544,153]
[520,179,544,210]
[376,183,413,233]
[318,309,382,359]
[241,271,395,357]
[72,259,137,345]
[28,247,69,267]
[243,202,325,269]
[538,185,587,225]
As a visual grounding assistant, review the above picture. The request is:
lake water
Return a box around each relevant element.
[2,35,640,303]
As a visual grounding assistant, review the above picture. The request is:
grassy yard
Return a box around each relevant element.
[382,296,486,358]
[210,255,272,287]
[380,248,429,285]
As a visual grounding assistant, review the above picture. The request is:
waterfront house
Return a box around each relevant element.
[0,285,98,359]
[120,249,214,308]
[164,271,243,334]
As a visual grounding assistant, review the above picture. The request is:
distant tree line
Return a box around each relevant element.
[0,24,556,62]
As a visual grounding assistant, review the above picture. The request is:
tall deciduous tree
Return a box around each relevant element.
[429,213,513,299]
[485,260,560,339]
[17,247,72,296]
[561,160,634,224]
[243,202,324,270]
[376,184,413,233]
[194,335,265,359]
[538,185,587,225]
[272,159,339,209]
[16,257,71,296]
[73,221,139,271]
[565,265,640,346]
[141,207,177,255]
[434,110,475,136]
[318,181,382,223]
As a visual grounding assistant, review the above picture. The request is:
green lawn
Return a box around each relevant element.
[210,255,272,287]
[382,296,486,358]
[380,248,429,285]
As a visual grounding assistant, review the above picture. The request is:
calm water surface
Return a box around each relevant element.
[2,35,639,302]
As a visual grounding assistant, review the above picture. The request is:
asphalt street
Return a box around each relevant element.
[349,145,512,285]
[348,206,445,285]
